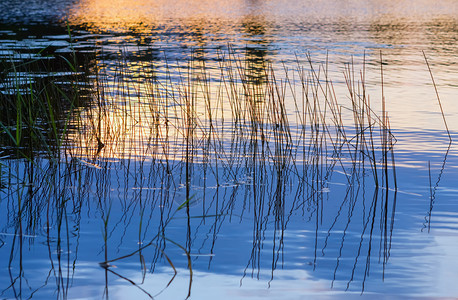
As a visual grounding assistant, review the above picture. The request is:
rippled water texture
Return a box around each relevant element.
[1,1,458,299]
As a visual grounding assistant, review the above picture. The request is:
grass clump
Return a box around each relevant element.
[0,50,96,160]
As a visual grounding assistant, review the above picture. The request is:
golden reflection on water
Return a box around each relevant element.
[65,0,458,160]
[69,60,271,161]
[68,0,156,32]
[67,0,265,33]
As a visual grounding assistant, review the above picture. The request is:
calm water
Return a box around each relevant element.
[1,0,458,299]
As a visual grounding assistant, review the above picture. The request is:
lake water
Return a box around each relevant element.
[1,0,458,299]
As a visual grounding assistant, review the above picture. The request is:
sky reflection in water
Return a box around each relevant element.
[0,0,458,299]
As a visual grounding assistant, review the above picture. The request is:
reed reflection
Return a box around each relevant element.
[1,48,441,299]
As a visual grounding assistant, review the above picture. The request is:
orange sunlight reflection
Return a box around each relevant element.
[65,0,457,162]
[67,0,262,33]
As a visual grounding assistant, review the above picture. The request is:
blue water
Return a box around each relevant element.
[1,0,458,299]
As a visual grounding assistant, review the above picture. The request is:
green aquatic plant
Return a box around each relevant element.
[0,43,96,162]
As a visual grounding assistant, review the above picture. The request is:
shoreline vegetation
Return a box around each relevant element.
[0,40,450,298]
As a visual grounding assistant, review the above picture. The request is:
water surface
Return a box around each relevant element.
[1,0,458,299]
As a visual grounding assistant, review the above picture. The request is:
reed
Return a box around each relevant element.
[0,46,408,298]
[0,50,94,161]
